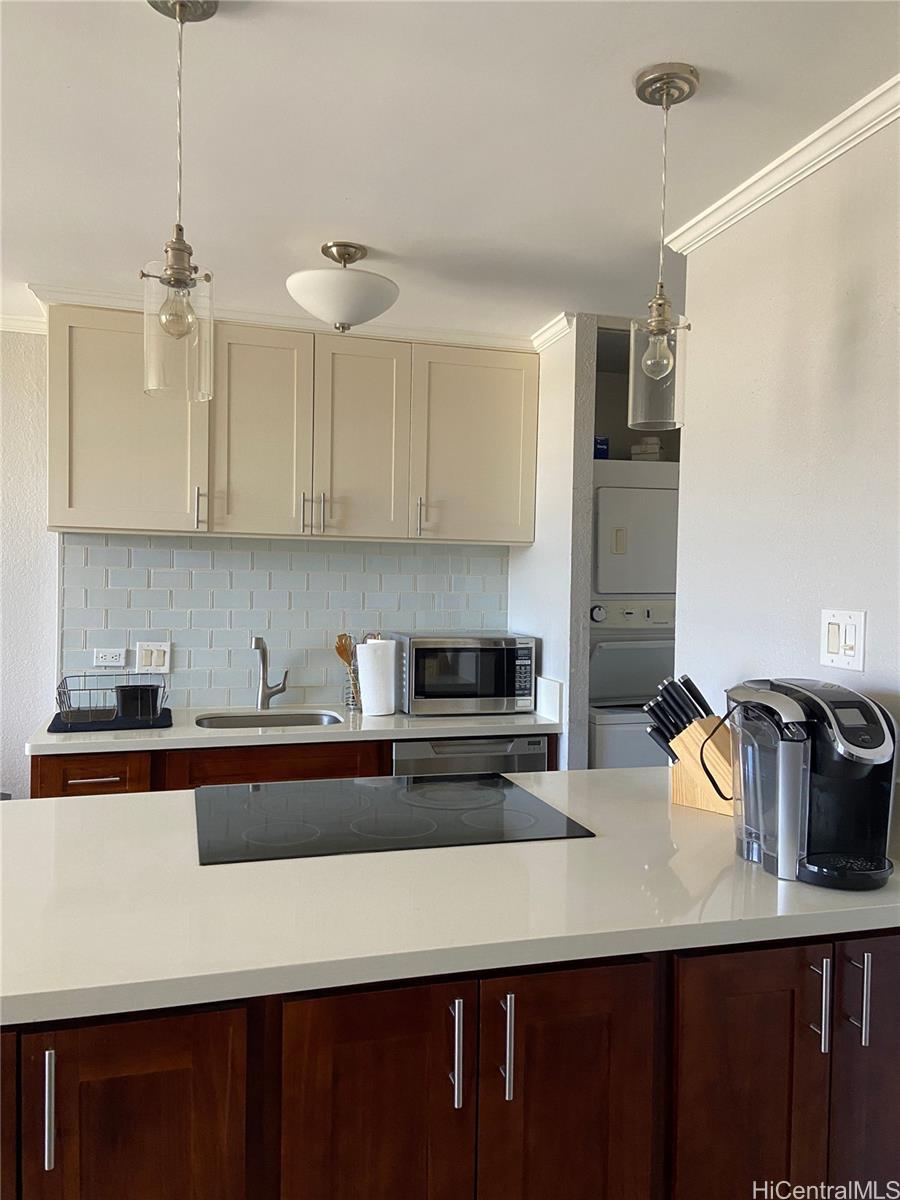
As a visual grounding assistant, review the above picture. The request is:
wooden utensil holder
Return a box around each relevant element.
[669,716,733,817]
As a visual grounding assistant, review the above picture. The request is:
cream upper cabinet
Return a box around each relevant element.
[211,324,314,536]
[313,335,411,539]
[48,305,208,532]
[409,344,538,543]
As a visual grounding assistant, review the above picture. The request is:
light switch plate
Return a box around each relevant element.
[820,609,866,672]
[134,640,171,674]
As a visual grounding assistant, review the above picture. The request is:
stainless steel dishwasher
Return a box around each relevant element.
[392,735,548,776]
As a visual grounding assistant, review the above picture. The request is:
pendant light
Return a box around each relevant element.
[140,0,216,403]
[286,242,399,333]
[628,63,699,431]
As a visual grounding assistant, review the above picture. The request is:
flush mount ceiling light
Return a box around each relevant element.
[140,0,216,403]
[628,62,699,432]
[286,242,400,333]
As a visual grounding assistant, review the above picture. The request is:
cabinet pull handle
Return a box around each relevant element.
[299,491,307,535]
[611,527,627,554]
[70,775,121,786]
[319,491,327,535]
[193,484,202,530]
[848,952,873,1047]
[416,496,424,538]
[449,998,464,1110]
[44,1049,55,1171]
[500,992,515,1102]
[809,957,832,1054]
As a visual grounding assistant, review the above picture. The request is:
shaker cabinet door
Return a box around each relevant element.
[281,981,477,1200]
[210,324,314,535]
[20,1008,246,1200]
[410,344,538,544]
[673,943,832,1197]
[477,962,658,1200]
[593,486,678,594]
[829,933,900,1184]
[313,335,411,539]
[48,305,208,533]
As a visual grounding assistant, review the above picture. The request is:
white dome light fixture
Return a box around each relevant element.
[286,242,399,333]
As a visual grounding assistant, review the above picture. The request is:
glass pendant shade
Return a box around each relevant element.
[143,265,213,402]
[628,317,688,431]
[285,267,399,332]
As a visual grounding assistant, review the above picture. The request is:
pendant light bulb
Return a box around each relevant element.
[158,287,197,339]
[641,333,674,380]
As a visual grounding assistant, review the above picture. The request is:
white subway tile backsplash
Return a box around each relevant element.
[60,533,508,709]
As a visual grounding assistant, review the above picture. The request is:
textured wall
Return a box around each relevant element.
[60,533,508,709]
[0,332,58,798]
[675,124,900,722]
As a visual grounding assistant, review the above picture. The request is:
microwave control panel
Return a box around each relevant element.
[515,645,534,706]
[590,598,675,629]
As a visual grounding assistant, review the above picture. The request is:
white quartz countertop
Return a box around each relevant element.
[2,768,897,1025]
[25,705,561,756]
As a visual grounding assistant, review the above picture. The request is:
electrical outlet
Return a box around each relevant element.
[820,609,866,672]
[93,648,126,668]
[135,641,171,674]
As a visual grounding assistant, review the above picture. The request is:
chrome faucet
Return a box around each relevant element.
[251,636,288,709]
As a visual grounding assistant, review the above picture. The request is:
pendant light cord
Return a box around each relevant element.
[657,95,669,287]
[175,5,184,227]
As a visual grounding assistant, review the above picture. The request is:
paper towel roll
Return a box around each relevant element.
[356,639,397,716]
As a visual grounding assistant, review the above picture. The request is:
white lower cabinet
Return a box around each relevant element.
[47,306,539,544]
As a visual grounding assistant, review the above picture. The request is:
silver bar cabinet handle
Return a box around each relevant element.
[848,952,873,1047]
[500,992,515,1102]
[449,998,464,1110]
[44,1048,55,1171]
[809,957,832,1054]
[319,491,326,535]
[416,496,424,538]
[73,776,121,786]
[193,484,201,530]
[299,490,307,534]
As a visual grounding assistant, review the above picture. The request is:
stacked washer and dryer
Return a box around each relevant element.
[588,460,679,768]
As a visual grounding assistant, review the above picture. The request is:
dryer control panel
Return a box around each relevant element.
[590,598,675,628]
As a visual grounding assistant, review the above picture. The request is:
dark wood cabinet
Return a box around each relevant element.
[19,1008,246,1200]
[829,933,900,1184]
[156,739,392,789]
[672,942,832,1198]
[30,751,151,799]
[477,962,658,1200]
[280,981,478,1200]
[1,1031,16,1200]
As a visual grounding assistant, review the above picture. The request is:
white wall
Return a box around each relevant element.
[0,331,57,798]
[508,315,596,767]
[676,123,900,722]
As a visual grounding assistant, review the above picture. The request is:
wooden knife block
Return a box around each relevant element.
[669,716,733,818]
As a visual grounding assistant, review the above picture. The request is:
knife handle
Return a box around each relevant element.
[645,698,681,743]
[678,674,714,718]
[659,681,697,728]
[646,725,678,764]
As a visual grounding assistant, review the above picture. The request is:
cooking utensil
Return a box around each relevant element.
[334,635,362,709]
[646,725,678,763]
[678,674,714,717]
[644,697,681,743]
[659,678,700,728]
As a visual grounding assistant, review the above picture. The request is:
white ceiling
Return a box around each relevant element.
[2,0,897,341]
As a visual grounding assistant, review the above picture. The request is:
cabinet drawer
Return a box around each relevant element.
[30,752,151,798]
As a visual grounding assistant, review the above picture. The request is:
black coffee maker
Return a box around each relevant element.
[727,678,896,890]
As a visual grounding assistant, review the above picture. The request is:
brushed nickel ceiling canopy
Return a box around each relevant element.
[321,242,369,268]
[148,1,218,23]
[634,63,699,108]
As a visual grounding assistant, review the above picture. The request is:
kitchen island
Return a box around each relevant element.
[2,767,897,1198]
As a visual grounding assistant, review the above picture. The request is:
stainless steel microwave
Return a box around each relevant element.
[387,634,538,716]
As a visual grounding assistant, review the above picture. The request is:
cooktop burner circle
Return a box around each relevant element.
[241,820,321,849]
[403,781,503,810]
[349,812,439,840]
[461,807,538,833]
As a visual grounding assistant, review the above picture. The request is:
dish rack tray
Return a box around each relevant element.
[56,672,169,725]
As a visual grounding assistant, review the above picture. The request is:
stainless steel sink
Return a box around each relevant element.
[195,711,343,729]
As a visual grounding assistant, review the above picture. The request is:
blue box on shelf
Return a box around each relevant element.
[594,436,610,459]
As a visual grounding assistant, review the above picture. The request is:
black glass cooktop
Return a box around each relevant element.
[195,773,594,865]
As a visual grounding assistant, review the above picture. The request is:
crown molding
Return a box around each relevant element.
[0,313,47,334]
[24,283,534,352]
[667,74,900,255]
[531,311,574,352]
